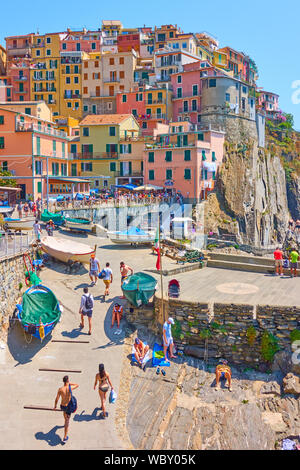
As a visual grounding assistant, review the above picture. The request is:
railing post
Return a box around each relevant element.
[5,233,8,256]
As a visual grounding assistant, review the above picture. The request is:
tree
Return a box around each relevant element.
[0,169,17,188]
[283,113,294,128]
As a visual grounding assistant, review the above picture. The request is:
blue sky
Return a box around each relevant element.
[1,0,299,128]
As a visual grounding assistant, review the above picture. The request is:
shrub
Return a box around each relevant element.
[261,331,279,363]
[246,326,257,346]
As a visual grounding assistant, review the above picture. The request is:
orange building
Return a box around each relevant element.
[0,107,87,200]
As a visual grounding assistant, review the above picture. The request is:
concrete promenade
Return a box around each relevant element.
[0,230,299,449]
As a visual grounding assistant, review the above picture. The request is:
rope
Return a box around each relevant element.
[23,328,33,344]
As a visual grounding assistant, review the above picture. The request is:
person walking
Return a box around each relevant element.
[17,200,22,219]
[289,248,299,278]
[54,376,79,443]
[102,262,113,296]
[273,247,283,276]
[79,287,94,335]
[33,219,41,242]
[23,202,29,217]
[89,253,100,286]
[94,363,113,419]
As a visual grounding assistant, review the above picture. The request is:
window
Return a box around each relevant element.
[74,65,79,74]
[0,116,4,125]
[66,77,70,84]
[46,49,51,56]
[83,105,88,112]
[166,169,172,180]
[165,151,172,162]
[83,127,89,137]
[36,50,41,56]
[74,76,79,84]
[91,43,96,50]
[119,57,124,65]
[149,169,155,180]
[183,135,188,146]
[46,37,51,44]
[142,122,147,129]
[62,43,66,50]
[36,137,40,155]
[177,75,182,84]
[192,84,198,96]
[122,94,127,103]
[184,149,191,161]
[83,87,88,94]
[2,161,7,170]
[148,152,154,163]
[37,182,42,193]
[132,109,137,116]
[192,100,197,111]
[209,78,216,88]
[177,87,182,98]
[109,58,114,65]
[120,71,125,79]
[110,162,116,172]
[109,126,116,136]
[92,105,96,114]
[225,93,230,102]
[212,151,216,161]
[183,101,188,112]
[184,168,191,180]
[202,150,206,161]
[242,86,248,94]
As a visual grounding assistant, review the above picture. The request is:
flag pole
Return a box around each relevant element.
[158,222,165,324]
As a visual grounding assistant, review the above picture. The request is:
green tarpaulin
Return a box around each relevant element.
[122,272,157,307]
[21,287,61,326]
[41,210,65,223]
[67,218,90,224]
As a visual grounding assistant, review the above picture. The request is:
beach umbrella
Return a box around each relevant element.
[133,184,163,191]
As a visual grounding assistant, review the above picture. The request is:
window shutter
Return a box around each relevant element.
[120,161,123,176]
[128,144,131,154]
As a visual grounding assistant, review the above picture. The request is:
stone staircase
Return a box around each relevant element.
[206,251,300,275]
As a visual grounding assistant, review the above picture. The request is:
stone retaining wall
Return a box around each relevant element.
[126,296,300,366]
[0,250,34,340]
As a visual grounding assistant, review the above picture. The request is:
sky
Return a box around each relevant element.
[1,0,299,129]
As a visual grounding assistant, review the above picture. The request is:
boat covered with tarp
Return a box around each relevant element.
[41,210,65,226]
[41,236,96,264]
[15,284,62,341]
[122,272,157,307]
[64,216,93,232]
[108,226,155,245]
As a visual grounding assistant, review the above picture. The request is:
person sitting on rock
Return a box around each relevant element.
[215,359,232,391]
[132,338,149,370]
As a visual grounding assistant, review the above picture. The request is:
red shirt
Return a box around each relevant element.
[274,250,283,260]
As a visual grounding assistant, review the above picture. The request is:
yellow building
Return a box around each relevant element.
[30,32,63,116]
[0,45,6,75]
[0,100,52,121]
[74,113,140,189]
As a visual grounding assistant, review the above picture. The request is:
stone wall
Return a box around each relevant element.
[127,296,300,366]
[0,250,33,340]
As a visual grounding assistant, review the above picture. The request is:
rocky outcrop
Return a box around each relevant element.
[283,373,300,395]
[286,175,300,220]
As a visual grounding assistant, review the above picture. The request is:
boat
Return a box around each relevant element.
[0,206,15,217]
[15,284,62,341]
[122,272,158,307]
[41,236,96,264]
[41,209,65,226]
[3,217,35,231]
[64,216,93,232]
[107,226,155,245]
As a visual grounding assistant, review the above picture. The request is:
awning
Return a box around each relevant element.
[48,177,90,184]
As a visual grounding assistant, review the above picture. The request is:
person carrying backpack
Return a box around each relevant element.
[79,287,94,335]
[54,375,79,443]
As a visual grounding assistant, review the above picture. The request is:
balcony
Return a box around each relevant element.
[33,87,56,93]
[7,45,31,57]
[13,76,28,82]
[103,78,120,84]
[115,171,143,177]
[137,113,166,120]
[70,152,118,160]
[16,120,67,138]
[64,94,81,99]
[32,42,45,48]
[178,107,200,114]
[15,89,28,94]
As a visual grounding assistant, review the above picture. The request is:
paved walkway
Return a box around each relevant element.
[0,229,299,449]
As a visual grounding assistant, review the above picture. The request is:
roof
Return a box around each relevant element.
[102,20,122,26]
[79,114,134,126]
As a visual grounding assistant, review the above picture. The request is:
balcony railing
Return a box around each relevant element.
[33,87,56,93]
[13,76,28,82]
[70,152,118,160]
[64,94,81,99]
[115,171,143,177]
[16,120,67,138]
[103,78,120,83]
[178,107,200,113]
[15,89,28,94]
[137,113,166,120]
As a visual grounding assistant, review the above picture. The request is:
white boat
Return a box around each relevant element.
[64,216,93,232]
[4,217,35,231]
[41,236,96,264]
[107,226,155,245]
[0,206,15,217]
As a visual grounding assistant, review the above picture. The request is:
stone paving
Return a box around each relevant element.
[0,227,299,449]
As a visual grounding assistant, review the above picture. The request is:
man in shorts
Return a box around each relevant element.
[89,253,100,286]
[289,249,299,277]
[273,247,283,276]
[120,261,133,298]
[133,337,149,370]
[102,262,113,296]
[79,287,94,335]
[162,317,177,361]
[54,375,79,442]
[215,359,232,392]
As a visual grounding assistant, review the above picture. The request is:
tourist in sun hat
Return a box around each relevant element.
[162,317,177,361]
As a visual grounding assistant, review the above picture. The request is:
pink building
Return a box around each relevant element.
[144,122,225,201]
[258,90,279,120]
[60,30,101,53]
[171,61,220,124]
[0,107,88,199]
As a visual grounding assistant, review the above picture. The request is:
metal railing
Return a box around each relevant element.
[0,231,35,260]
[70,152,118,160]
[16,121,67,138]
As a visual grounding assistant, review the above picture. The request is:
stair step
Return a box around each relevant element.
[207,259,300,275]
[207,251,275,267]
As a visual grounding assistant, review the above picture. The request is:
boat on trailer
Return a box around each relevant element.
[15,284,62,341]
[107,226,155,245]
[40,236,96,264]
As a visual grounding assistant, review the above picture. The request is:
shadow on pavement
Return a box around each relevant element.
[73,407,102,422]
[61,327,89,339]
[58,229,88,239]
[7,322,52,366]
[35,425,64,447]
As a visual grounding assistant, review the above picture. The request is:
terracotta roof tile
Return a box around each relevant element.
[79,114,132,126]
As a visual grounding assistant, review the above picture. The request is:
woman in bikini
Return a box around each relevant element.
[94,363,113,419]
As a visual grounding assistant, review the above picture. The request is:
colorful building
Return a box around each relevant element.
[143,121,225,201]
[0,107,79,199]
[257,90,279,120]
[74,114,140,189]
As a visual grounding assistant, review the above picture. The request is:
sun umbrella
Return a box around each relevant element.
[133,184,163,191]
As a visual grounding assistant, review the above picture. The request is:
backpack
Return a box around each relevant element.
[98,269,106,279]
[66,384,77,414]
[84,294,93,310]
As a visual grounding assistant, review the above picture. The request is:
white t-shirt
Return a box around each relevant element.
[102,267,112,280]
[90,258,100,271]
